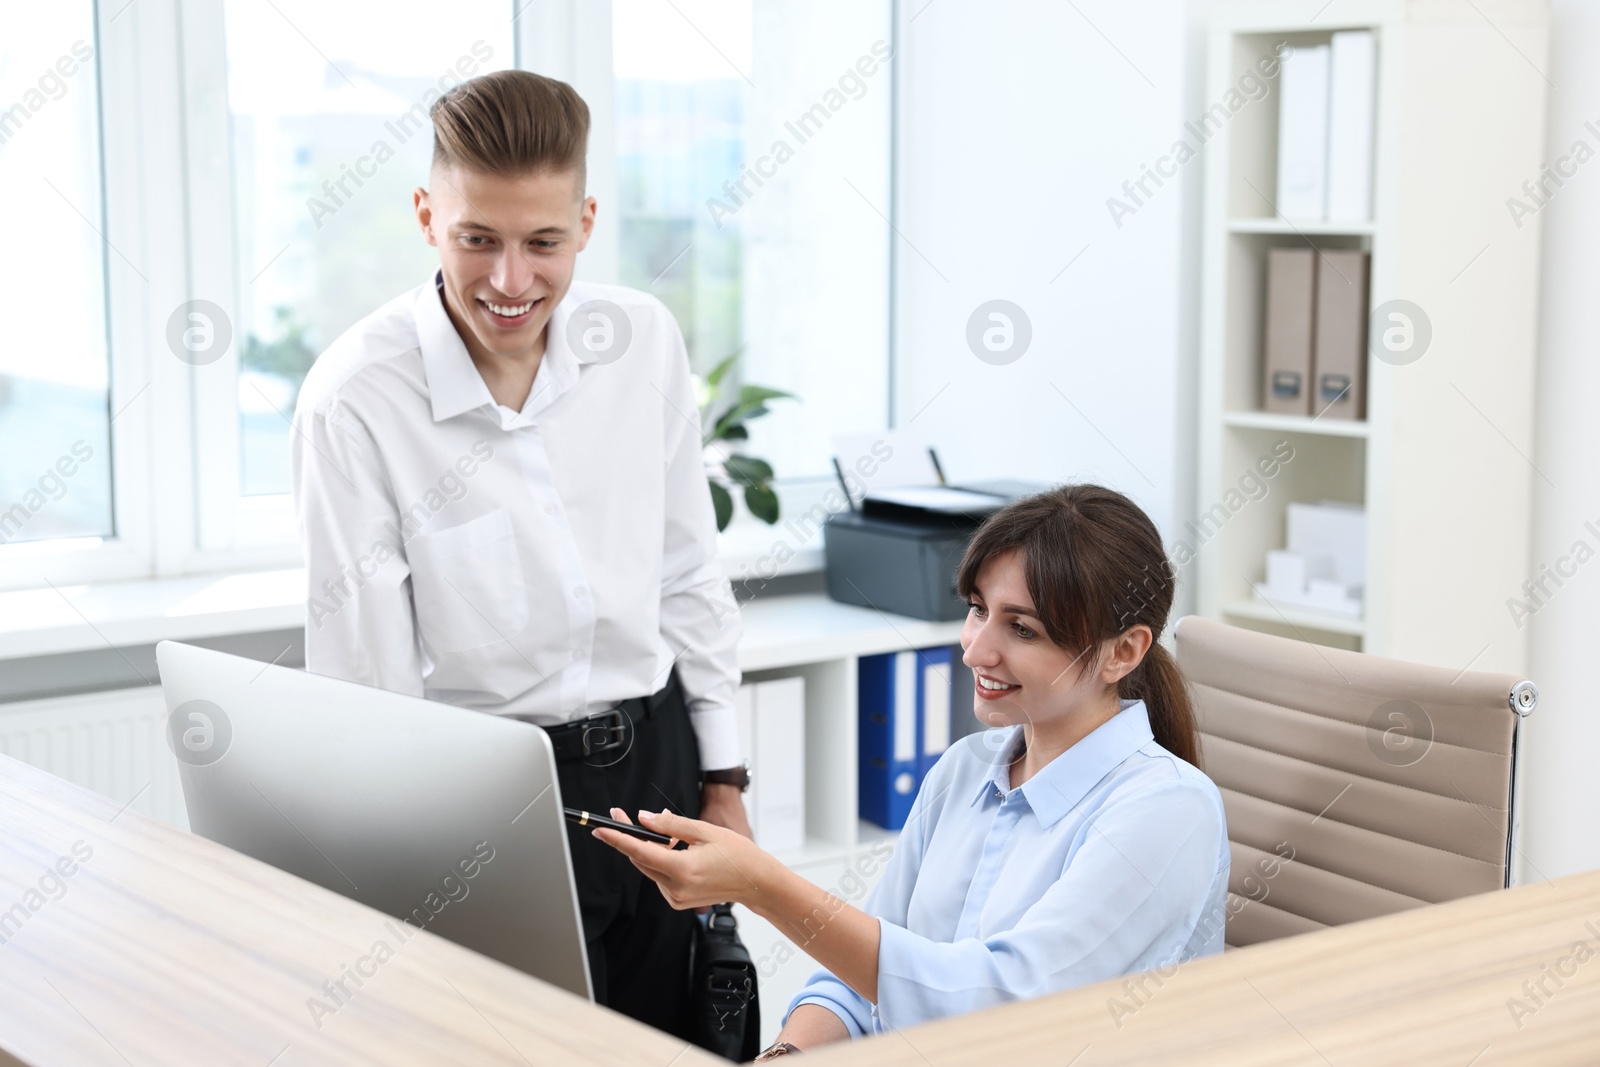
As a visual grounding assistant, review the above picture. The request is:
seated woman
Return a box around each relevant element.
[593,484,1229,1059]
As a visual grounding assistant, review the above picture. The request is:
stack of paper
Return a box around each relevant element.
[1253,501,1366,616]
[863,486,1007,515]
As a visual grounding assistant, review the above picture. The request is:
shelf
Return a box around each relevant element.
[769,821,900,869]
[737,593,965,672]
[1223,598,1365,637]
[1227,217,1375,236]
[1222,411,1370,438]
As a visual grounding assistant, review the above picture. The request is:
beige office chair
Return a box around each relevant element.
[1173,616,1536,948]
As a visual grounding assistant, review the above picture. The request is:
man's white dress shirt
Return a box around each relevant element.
[290,273,743,770]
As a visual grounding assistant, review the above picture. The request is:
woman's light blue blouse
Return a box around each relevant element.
[788,699,1230,1035]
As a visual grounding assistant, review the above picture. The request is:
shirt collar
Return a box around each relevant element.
[968,699,1155,829]
[413,271,584,426]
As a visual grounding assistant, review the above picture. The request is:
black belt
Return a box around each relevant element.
[517,672,682,763]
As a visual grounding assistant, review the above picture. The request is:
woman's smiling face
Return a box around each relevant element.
[959,548,1097,730]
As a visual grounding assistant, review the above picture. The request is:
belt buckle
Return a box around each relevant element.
[579,708,628,757]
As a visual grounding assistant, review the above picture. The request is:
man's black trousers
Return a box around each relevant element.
[549,673,703,1040]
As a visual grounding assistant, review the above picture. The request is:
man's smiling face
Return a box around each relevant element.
[415,164,596,362]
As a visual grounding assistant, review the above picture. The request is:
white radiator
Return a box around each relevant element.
[0,687,189,830]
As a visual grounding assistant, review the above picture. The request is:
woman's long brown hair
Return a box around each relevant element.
[954,484,1201,766]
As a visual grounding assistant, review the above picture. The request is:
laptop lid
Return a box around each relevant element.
[155,640,592,1001]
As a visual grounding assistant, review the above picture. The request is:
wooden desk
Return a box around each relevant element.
[0,755,723,1067]
[6,750,1599,1066]
[806,869,1600,1066]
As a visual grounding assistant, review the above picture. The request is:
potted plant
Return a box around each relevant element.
[695,350,795,532]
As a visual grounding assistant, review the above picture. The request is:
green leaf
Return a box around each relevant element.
[708,406,749,443]
[743,482,779,524]
[709,480,734,532]
[706,349,742,391]
[737,384,796,406]
[710,401,772,441]
[717,423,749,442]
[723,454,775,486]
[704,380,795,444]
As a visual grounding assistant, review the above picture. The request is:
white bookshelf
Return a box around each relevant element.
[1195,0,1549,675]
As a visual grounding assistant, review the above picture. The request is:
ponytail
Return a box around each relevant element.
[1119,641,1200,768]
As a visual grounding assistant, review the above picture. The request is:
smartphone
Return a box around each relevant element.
[564,807,688,849]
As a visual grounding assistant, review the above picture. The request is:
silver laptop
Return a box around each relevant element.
[155,640,592,1001]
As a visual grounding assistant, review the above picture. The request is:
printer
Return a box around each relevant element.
[824,479,1044,621]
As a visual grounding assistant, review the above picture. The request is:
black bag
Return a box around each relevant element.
[688,903,761,1061]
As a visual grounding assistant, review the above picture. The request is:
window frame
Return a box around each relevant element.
[0,0,894,595]
[181,0,535,565]
[0,0,185,592]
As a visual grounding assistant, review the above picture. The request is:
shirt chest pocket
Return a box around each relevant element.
[406,509,529,653]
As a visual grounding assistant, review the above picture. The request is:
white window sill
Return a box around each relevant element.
[0,523,830,663]
[0,569,306,661]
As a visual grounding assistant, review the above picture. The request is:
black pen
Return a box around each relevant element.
[564,807,688,849]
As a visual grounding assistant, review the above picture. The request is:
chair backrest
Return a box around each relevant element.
[1173,616,1535,948]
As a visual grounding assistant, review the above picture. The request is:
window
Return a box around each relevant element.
[611,0,893,482]
[0,0,897,592]
[178,2,514,551]
[613,1,749,381]
[0,4,112,547]
[221,1,514,499]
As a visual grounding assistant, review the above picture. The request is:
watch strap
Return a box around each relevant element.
[702,764,751,791]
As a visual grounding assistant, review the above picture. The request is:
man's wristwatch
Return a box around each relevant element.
[755,1041,801,1060]
[701,763,751,792]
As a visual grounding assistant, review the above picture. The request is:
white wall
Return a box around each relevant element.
[899,0,1599,883]
[1521,0,1600,881]
[742,1,894,481]
[892,0,1189,540]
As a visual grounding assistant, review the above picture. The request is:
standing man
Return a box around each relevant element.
[290,70,751,1039]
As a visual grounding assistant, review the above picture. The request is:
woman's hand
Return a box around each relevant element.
[600,809,885,1004]
[592,807,777,910]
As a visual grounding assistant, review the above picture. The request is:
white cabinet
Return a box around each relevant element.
[1194,0,1549,675]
